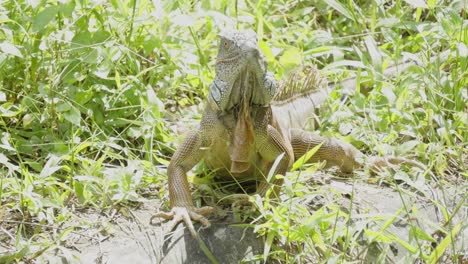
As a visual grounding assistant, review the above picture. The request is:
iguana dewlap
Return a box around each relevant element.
[152,29,423,237]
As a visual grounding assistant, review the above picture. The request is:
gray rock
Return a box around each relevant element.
[161,221,263,264]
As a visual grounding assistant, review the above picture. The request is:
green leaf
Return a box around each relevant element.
[40,155,63,178]
[63,106,81,126]
[0,103,22,117]
[375,17,400,28]
[397,140,420,154]
[303,46,335,57]
[58,103,81,126]
[0,245,29,263]
[56,102,71,112]
[267,152,285,183]
[92,30,111,43]
[76,89,94,105]
[310,230,328,254]
[364,36,382,71]
[110,0,129,15]
[323,60,366,71]
[73,141,93,155]
[0,153,19,173]
[403,0,427,8]
[428,223,463,264]
[364,230,393,243]
[291,143,323,171]
[22,113,34,128]
[323,0,354,20]
[71,31,93,46]
[427,0,436,8]
[0,42,23,58]
[386,231,418,254]
[74,181,86,204]
[411,226,436,242]
[82,48,99,64]
[58,226,76,241]
[58,1,76,17]
[32,5,59,32]
[279,47,301,72]
[259,40,275,63]
[263,231,275,262]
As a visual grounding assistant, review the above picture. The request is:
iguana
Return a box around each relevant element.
[153,29,424,237]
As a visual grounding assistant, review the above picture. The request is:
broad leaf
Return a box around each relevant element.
[32,5,59,32]
[0,42,23,58]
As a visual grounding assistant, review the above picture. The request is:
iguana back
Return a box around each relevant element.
[272,66,330,131]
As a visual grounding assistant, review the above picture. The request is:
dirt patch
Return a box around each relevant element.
[33,178,467,263]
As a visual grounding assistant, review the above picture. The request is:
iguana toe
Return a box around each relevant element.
[150,206,214,238]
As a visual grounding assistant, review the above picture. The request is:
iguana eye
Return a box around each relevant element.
[223,41,229,48]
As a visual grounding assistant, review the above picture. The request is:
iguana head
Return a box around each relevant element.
[208,29,277,111]
[215,29,263,71]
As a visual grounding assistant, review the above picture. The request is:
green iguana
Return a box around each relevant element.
[153,29,424,237]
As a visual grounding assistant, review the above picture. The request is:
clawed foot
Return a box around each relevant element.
[151,206,214,238]
[368,156,399,173]
[219,193,253,208]
[368,156,426,174]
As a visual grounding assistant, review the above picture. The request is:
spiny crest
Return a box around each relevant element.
[273,65,327,103]
[218,29,257,43]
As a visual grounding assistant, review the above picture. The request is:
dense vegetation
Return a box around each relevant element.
[0,0,466,262]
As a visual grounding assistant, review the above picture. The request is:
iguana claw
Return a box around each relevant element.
[151,206,214,238]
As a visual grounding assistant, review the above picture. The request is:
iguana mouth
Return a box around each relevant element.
[216,53,241,64]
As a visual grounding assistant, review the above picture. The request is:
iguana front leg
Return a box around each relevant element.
[225,125,293,210]
[151,130,214,238]
[256,125,294,196]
